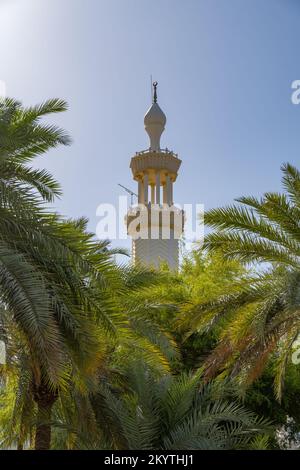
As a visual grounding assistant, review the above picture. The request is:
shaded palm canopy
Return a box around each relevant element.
[87,362,270,450]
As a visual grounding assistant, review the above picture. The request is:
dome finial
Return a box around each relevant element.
[144,82,166,151]
[153,81,158,103]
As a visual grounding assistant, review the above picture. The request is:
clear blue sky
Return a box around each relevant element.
[1,0,300,250]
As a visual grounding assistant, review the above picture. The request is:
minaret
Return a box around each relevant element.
[126,82,184,270]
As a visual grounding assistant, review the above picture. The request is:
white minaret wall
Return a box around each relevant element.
[126,83,184,271]
[132,236,179,270]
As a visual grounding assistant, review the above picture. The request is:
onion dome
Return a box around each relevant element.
[144,81,166,151]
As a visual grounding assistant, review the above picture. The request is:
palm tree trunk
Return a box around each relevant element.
[33,382,58,450]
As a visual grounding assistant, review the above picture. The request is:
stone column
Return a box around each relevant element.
[166,175,172,205]
[143,173,148,204]
[151,184,155,204]
[156,172,160,204]
[163,182,167,204]
[170,180,173,205]
[138,179,144,204]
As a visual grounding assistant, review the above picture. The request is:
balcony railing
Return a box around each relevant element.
[135,148,179,159]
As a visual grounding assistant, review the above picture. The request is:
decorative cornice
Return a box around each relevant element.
[130,150,181,181]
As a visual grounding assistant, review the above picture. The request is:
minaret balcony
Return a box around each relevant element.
[130,149,182,184]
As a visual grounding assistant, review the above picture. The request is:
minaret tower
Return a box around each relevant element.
[126,82,184,270]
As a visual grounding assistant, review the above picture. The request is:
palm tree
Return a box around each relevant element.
[0,262,187,450]
[185,163,300,398]
[86,361,270,450]
[0,97,124,449]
